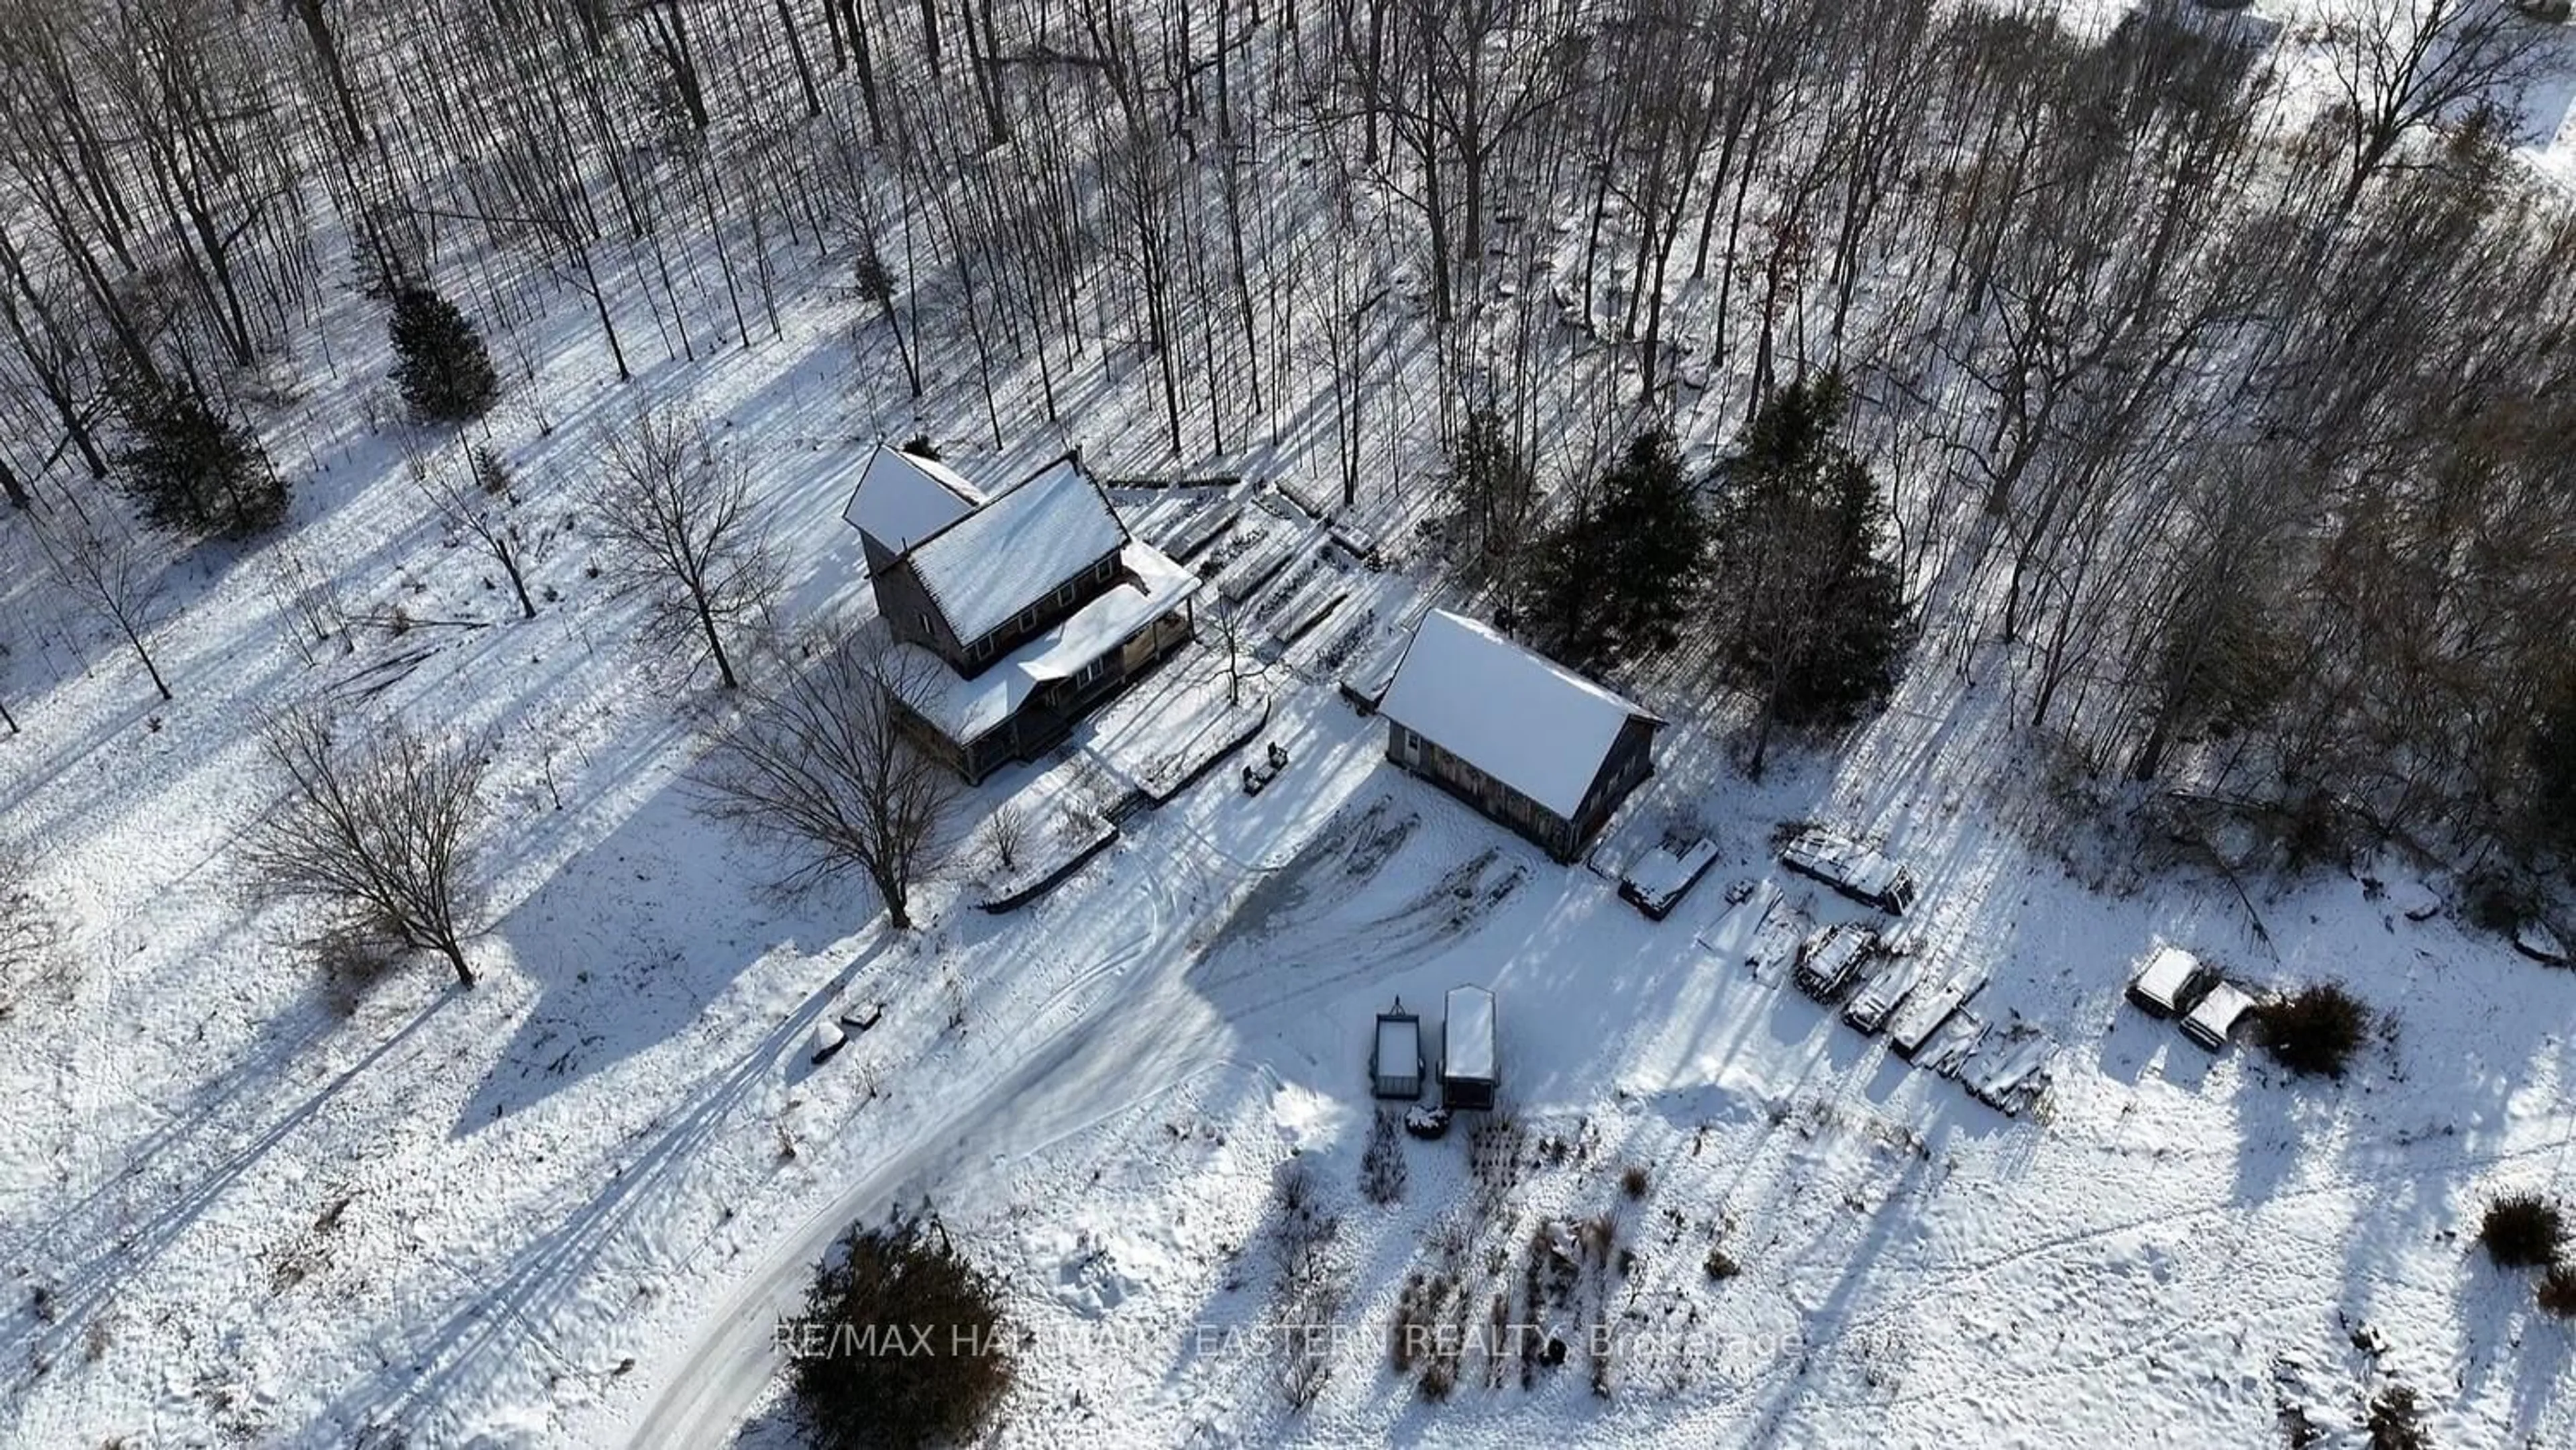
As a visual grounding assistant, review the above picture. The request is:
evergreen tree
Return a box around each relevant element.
[2528,675,2576,853]
[388,285,500,424]
[1713,374,1910,776]
[784,1215,1014,1449]
[111,372,290,539]
[1433,405,1537,588]
[1521,429,1707,673]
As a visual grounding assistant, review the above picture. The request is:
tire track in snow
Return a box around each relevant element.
[625,853,1219,1449]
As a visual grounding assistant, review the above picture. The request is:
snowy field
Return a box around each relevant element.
[3,1,2576,1447]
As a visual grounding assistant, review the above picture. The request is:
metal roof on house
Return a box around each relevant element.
[898,541,1197,743]
[841,442,986,556]
[1379,610,1658,820]
[906,455,1128,645]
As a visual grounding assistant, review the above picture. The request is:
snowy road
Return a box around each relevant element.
[626,847,1235,1447]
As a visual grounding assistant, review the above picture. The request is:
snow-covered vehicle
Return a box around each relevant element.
[1889,964,1988,1059]
[1778,828,1916,915]
[1794,921,1879,1003]
[1967,1023,2056,1116]
[2125,945,2216,1018]
[2181,980,2255,1050]
[1842,951,1925,1035]
[1620,835,1719,921]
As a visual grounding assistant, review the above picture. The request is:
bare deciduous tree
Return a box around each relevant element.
[588,405,779,690]
[697,621,953,929]
[242,707,494,988]
[418,446,551,620]
[2316,0,2553,209]
[36,513,172,702]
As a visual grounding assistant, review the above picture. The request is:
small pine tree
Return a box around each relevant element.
[1711,374,1910,774]
[2251,982,2371,1079]
[1435,405,1537,588]
[111,372,290,539]
[388,286,500,424]
[2478,1191,2565,1270]
[782,1216,1014,1450]
[1521,429,1707,673]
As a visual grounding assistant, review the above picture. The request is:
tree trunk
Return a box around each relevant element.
[122,621,172,703]
[439,939,476,987]
[696,597,739,689]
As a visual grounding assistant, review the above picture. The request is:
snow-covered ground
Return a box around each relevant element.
[5,3,2576,1447]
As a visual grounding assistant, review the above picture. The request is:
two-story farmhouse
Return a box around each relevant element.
[1379,609,1661,862]
[845,443,1199,782]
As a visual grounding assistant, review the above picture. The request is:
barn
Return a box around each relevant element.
[1377,610,1662,862]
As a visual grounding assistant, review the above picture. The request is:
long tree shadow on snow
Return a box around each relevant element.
[445,747,883,1136]
[321,932,896,1446]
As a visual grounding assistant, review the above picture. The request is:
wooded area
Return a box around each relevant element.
[0,0,2570,873]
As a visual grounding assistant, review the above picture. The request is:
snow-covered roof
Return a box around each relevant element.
[1782,830,1907,899]
[906,456,1128,646]
[900,541,1197,743]
[1379,610,1658,820]
[2130,945,2202,1008]
[1444,985,1496,1083]
[842,443,986,556]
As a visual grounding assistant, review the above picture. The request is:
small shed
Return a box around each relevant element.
[1372,1001,1425,1100]
[2126,945,2209,1017]
[1440,985,1499,1110]
[2182,981,2255,1050]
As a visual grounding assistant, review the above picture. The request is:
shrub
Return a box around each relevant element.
[2365,1384,2428,1450]
[1619,1164,1650,1200]
[781,1216,1014,1450]
[2478,1192,2565,1270]
[2538,1265,2576,1318]
[1704,1247,1739,1281]
[1360,1110,1407,1206]
[2251,983,2371,1078]
[2464,872,2534,937]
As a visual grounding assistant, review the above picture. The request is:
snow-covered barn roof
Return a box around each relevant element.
[1444,985,1495,1083]
[906,455,1128,645]
[899,541,1197,743]
[842,443,987,557]
[1379,610,1659,820]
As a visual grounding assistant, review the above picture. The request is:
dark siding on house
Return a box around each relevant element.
[869,543,1127,676]
[1385,715,1657,863]
[873,558,970,664]
[1570,717,1658,844]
